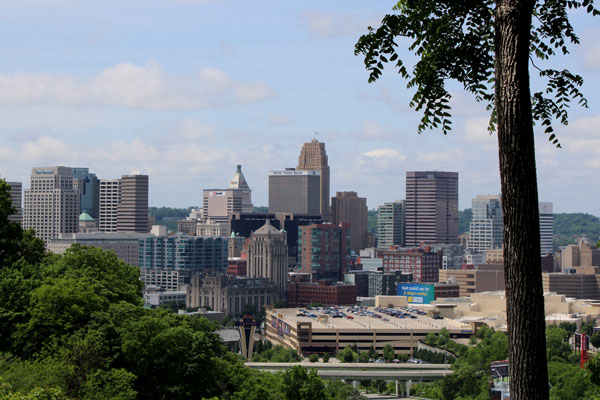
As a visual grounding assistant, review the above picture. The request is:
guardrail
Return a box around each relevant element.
[245,362,452,381]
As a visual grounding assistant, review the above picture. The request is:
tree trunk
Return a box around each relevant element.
[495,1,549,399]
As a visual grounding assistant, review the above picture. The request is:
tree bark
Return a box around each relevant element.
[495,1,549,399]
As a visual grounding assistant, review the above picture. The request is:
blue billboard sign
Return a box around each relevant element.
[397,283,435,304]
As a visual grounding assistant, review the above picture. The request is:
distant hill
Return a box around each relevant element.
[149,206,194,232]
[554,213,600,247]
[459,208,472,234]
[367,209,378,234]
[459,209,600,247]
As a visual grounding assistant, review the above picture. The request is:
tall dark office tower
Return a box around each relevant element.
[405,171,459,246]
[297,139,330,218]
[268,169,320,215]
[72,168,100,219]
[117,174,149,233]
[331,191,368,253]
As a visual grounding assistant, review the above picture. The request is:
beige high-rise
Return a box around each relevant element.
[247,220,288,292]
[99,179,121,232]
[23,166,80,242]
[297,139,330,218]
[331,191,368,254]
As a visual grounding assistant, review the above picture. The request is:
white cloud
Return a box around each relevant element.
[0,62,276,109]
[234,82,276,104]
[354,148,407,176]
[583,38,600,69]
[462,116,497,147]
[363,148,405,160]
[167,0,221,3]
[414,151,461,163]
[176,118,214,141]
[300,10,378,38]
[585,158,600,168]
[569,115,600,135]
[349,120,398,141]
[267,114,290,126]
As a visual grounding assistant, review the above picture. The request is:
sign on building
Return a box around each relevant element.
[397,283,435,304]
[236,314,258,360]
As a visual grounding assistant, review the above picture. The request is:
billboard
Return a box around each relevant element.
[397,283,435,304]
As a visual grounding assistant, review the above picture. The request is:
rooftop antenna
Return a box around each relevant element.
[313,131,318,141]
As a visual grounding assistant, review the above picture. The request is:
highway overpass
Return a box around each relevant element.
[245,362,453,396]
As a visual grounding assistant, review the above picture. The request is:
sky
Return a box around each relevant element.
[0,1,599,214]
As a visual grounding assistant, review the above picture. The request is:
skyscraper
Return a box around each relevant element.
[6,181,22,224]
[72,168,100,219]
[377,200,405,248]
[405,171,459,246]
[297,139,330,217]
[468,195,503,251]
[268,169,320,215]
[117,174,149,233]
[539,202,553,256]
[23,166,80,241]
[247,220,288,292]
[298,222,351,282]
[202,189,245,223]
[331,191,368,253]
[99,179,121,232]
[228,165,253,213]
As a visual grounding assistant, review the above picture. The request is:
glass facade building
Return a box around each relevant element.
[468,195,503,252]
[139,235,227,272]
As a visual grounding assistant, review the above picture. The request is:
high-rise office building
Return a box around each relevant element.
[331,191,368,253]
[405,171,459,246]
[247,220,288,292]
[228,165,253,213]
[202,189,245,223]
[6,181,22,224]
[297,139,330,217]
[72,168,100,219]
[268,169,320,215]
[117,174,149,233]
[468,195,503,252]
[377,200,405,248]
[539,202,554,256]
[298,222,351,282]
[23,166,80,241]
[99,179,121,232]
[201,165,253,223]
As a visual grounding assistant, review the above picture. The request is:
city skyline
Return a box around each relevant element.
[0,1,599,214]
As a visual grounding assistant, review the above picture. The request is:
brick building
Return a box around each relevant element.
[381,247,441,283]
[227,259,247,276]
[298,222,352,282]
[288,280,357,306]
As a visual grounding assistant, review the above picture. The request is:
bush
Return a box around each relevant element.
[337,346,356,363]
[309,354,319,363]
[358,352,370,363]
[322,353,330,363]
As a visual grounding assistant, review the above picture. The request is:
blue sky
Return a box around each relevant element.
[0,1,599,214]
